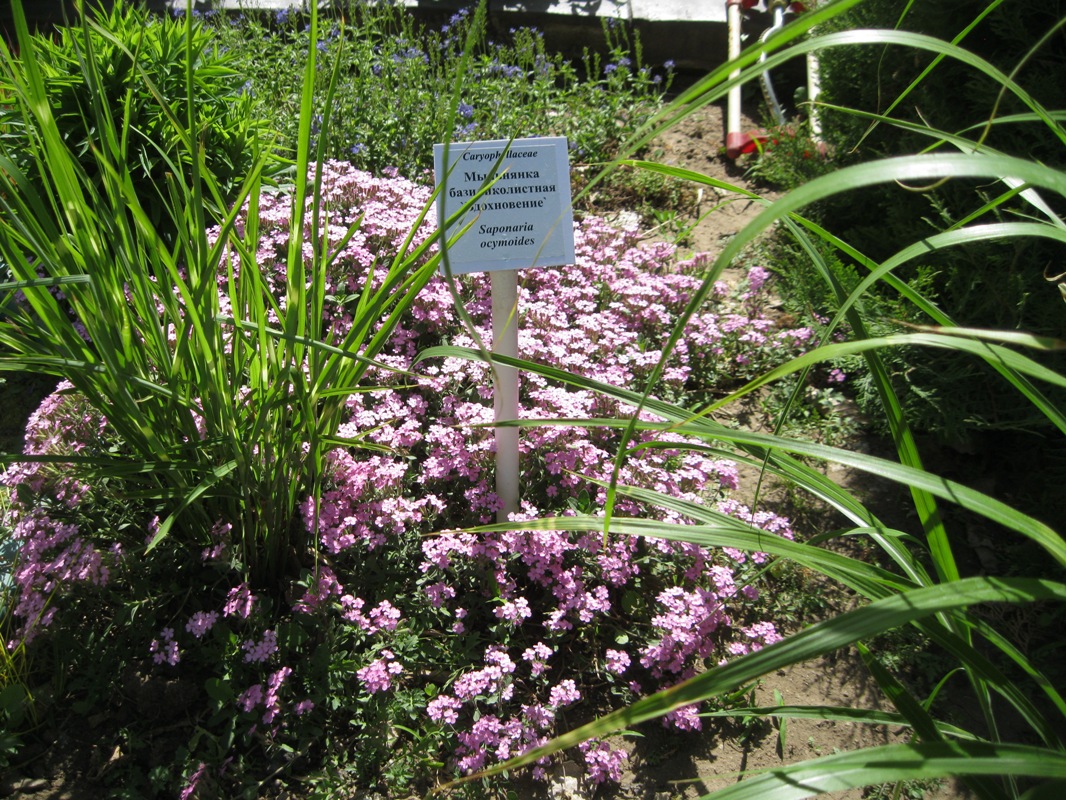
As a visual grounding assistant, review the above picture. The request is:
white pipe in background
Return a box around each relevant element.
[806,46,822,141]
[725,0,746,158]
[759,0,788,126]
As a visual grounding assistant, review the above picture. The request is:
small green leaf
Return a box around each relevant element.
[204,678,233,704]
[0,684,26,726]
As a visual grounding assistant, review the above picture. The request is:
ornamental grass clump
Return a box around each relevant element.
[0,0,453,597]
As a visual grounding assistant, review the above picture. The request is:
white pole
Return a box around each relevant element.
[807,47,822,141]
[725,0,744,158]
[491,269,521,522]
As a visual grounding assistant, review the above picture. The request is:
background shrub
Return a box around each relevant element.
[0,1,273,243]
[763,0,1066,453]
[728,0,1066,559]
[207,2,673,194]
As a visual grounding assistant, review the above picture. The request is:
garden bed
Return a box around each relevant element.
[1,100,970,800]
[2,3,1062,799]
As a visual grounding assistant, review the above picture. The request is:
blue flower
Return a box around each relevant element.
[458,102,474,119]
[664,59,676,71]
[488,62,522,79]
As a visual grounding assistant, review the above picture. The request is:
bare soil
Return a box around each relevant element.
[2,103,975,800]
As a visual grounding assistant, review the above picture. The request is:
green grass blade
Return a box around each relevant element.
[694,742,1064,800]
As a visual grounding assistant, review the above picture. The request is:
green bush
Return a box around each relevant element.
[207,2,671,189]
[764,0,1066,449]
[0,1,274,242]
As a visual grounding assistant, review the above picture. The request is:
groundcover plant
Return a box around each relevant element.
[0,154,818,794]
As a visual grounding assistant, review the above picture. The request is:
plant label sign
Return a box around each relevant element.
[433,136,575,274]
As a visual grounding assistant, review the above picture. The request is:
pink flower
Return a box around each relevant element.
[580,740,628,783]
[242,629,278,663]
[293,565,343,614]
[262,666,292,724]
[424,581,455,608]
[179,762,208,800]
[185,610,218,639]
[548,679,580,708]
[522,642,553,677]
[238,684,264,713]
[494,596,531,624]
[452,607,467,634]
[427,694,462,724]
[369,600,402,632]
[223,584,256,619]
[605,649,630,675]
[357,650,403,694]
[149,627,180,666]
[664,703,702,731]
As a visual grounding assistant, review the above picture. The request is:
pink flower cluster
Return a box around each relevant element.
[1,381,102,507]
[2,162,814,786]
[242,629,278,663]
[150,627,180,666]
[3,512,110,649]
[357,650,403,694]
[186,610,219,639]
[239,665,293,724]
[339,596,403,633]
[580,739,628,784]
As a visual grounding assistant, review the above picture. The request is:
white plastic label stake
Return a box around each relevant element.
[490,269,521,522]
[433,136,575,522]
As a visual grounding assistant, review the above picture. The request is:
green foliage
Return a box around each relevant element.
[207,3,671,194]
[0,0,445,591]
[772,0,1066,447]
[742,121,834,191]
[0,1,274,243]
